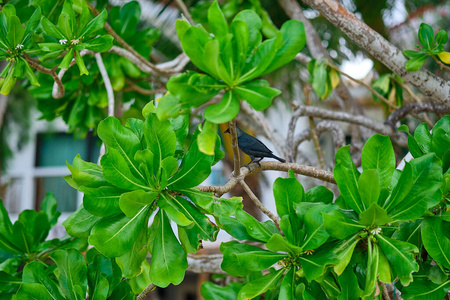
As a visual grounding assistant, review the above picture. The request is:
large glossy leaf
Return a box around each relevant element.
[402,277,450,300]
[233,10,262,57]
[234,79,281,111]
[279,268,296,300]
[235,209,278,242]
[422,216,450,269]
[358,203,392,227]
[337,267,362,300]
[22,6,41,45]
[179,26,212,74]
[357,169,380,210]
[67,154,108,189]
[89,207,149,257]
[377,234,419,285]
[201,281,242,300]
[79,186,125,217]
[263,20,306,75]
[143,114,176,175]
[323,209,364,239]
[101,148,149,191]
[21,261,64,299]
[208,1,229,40]
[79,9,107,38]
[7,16,24,48]
[302,204,337,250]
[149,210,188,287]
[198,120,217,155]
[98,117,145,182]
[361,135,395,188]
[391,219,421,248]
[116,225,148,278]
[266,233,303,254]
[220,241,286,276]
[273,170,304,218]
[230,19,249,77]
[203,39,232,84]
[119,190,158,218]
[334,146,363,214]
[238,37,279,82]
[168,139,214,190]
[0,201,19,254]
[50,249,87,300]
[237,269,284,300]
[333,235,360,275]
[298,245,338,282]
[362,239,379,298]
[385,153,442,221]
[204,90,239,124]
[62,205,102,239]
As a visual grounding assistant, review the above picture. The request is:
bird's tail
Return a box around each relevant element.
[271,154,286,163]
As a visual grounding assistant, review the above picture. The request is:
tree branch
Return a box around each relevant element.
[384,103,450,127]
[137,283,156,300]
[300,0,450,105]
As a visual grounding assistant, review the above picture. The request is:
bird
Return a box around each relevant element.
[224,126,286,169]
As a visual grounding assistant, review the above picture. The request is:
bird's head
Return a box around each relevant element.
[224,126,243,136]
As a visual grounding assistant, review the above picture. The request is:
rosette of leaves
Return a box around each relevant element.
[16,248,135,299]
[63,104,224,290]
[156,0,305,152]
[403,22,450,71]
[323,134,443,299]
[39,0,113,75]
[307,59,340,100]
[396,116,450,299]
[0,193,87,296]
[0,4,41,95]
[210,171,340,299]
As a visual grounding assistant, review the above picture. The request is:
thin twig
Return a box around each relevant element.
[432,55,450,71]
[94,52,114,117]
[380,282,391,300]
[304,85,327,169]
[198,161,336,197]
[174,0,195,25]
[23,54,65,98]
[327,63,399,110]
[123,79,167,95]
[229,120,241,177]
[137,283,156,300]
[86,1,180,76]
[385,103,450,128]
[239,179,281,230]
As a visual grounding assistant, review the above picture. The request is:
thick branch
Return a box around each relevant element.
[385,103,450,127]
[198,161,336,196]
[187,254,225,274]
[300,0,450,104]
[228,120,241,177]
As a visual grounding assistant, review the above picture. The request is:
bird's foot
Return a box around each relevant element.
[244,164,251,172]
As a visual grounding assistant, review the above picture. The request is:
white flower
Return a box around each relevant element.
[15,44,24,50]
[71,39,80,45]
[59,39,68,45]
[370,227,382,235]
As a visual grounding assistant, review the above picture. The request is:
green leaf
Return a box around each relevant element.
[405,54,428,71]
[83,35,114,52]
[263,20,306,75]
[435,29,449,45]
[50,249,88,300]
[220,241,286,276]
[149,210,188,287]
[98,117,146,182]
[41,16,66,39]
[414,123,432,153]
[40,192,61,227]
[359,203,392,226]
[202,281,242,300]
[361,134,395,188]
[431,127,450,158]
[87,256,111,300]
[233,10,262,57]
[309,60,328,99]
[116,223,148,278]
[58,13,73,41]
[0,201,16,254]
[302,204,337,250]
[59,48,74,69]
[7,16,25,48]
[143,113,176,175]
[305,186,334,204]
[337,268,362,300]
[155,93,181,121]
[235,209,278,242]
[89,207,149,257]
[377,234,419,285]
[167,71,221,107]
[75,50,88,75]
[179,26,212,74]
[333,235,359,275]
[67,155,108,188]
[334,146,363,214]
[208,1,229,40]
[22,261,64,299]
[62,204,102,239]
[234,79,281,111]
[239,37,278,82]
[79,9,107,39]
[358,169,381,210]
[266,233,303,254]
[237,269,284,300]
[198,120,217,155]
[101,148,149,190]
[298,245,338,282]
[362,239,379,298]
[403,277,450,300]
[279,268,296,300]
[80,186,124,217]
[323,209,364,239]
[273,170,304,218]
[168,139,213,190]
[391,219,421,248]
[422,216,450,269]
[158,193,192,226]
[117,1,141,38]
[418,23,434,50]
[22,6,41,45]
[204,90,239,124]
[230,19,249,76]
[385,153,442,221]
[119,190,158,217]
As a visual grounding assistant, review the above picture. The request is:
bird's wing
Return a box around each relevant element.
[238,132,273,153]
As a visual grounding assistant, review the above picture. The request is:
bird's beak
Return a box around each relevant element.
[224,128,230,134]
